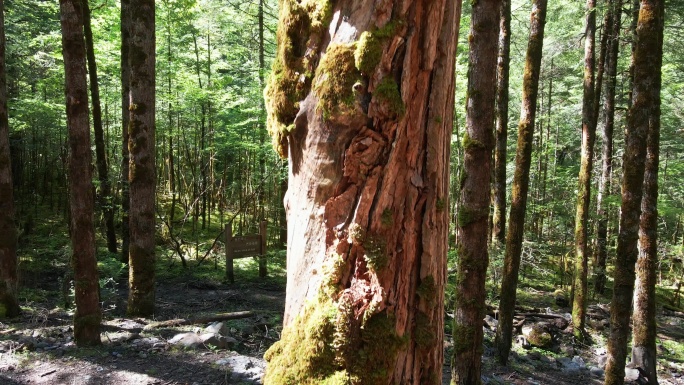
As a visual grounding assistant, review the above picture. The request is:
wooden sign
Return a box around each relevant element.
[225,221,267,283]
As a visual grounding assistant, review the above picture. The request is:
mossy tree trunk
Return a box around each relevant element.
[631,1,663,383]
[263,0,461,383]
[594,0,622,296]
[127,0,155,317]
[494,0,547,365]
[83,0,117,254]
[0,0,21,319]
[492,0,511,246]
[451,0,500,382]
[604,0,664,384]
[59,0,102,346]
[571,0,597,339]
[120,0,131,265]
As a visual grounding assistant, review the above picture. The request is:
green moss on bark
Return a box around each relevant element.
[313,43,361,120]
[374,77,405,117]
[354,21,403,75]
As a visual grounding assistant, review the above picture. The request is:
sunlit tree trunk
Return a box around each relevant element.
[59,0,101,346]
[263,0,461,382]
[0,0,21,319]
[83,0,117,254]
[494,0,547,365]
[571,0,596,339]
[605,0,664,383]
[120,0,131,264]
[127,0,156,317]
[492,0,511,246]
[594,0,622,296]
[631,2,664,383]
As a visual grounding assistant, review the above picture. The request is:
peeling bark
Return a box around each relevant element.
[263,0,461,382]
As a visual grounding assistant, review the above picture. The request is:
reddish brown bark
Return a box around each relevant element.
[59,0,101,346]
[263,0,461,382]
[127,0,156,317]
[605,0,664,384]
[494,0,547,365]
[0,0,21,319]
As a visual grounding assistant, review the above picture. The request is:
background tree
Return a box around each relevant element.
[452,0,500,382]
[494,0,547,365]
[59,0,101,346]
[605,0,665,383]
[0,0,21,319]
[262,0,461,381]
[126,0,156,317]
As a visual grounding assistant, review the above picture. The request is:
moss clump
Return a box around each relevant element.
[461,132,485,151]
[457,206,488,227]
[354,21,403,75]
[381,208,393,227]
[264,0,334,157]
[313,43,361,120]
[363,235,388,272]
[374,77,405,117]
[348,223,365,244]
[436,198,445,212]
[321,253,346,296]
[417,275,437,307]
[413,311,437,348]
[353,312,407,382]
[263,298,340,383]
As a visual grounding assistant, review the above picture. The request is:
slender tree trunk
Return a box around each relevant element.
[451,0,499,382]
[83,0,116,254]
[257,0,267,277]
[120,0,131,264]
[594,0,622,295]
[0,0,21,319]
[492,0,511,246]
[60,0,101,346]
[494,0,547,365]
[127,0,156,317]
[263,0,461,382]
[571,0,597,339]
[605,0,664,383]
[631,2,664,383]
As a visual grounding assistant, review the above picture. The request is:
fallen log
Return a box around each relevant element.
[663,304,684,317]
[143,311,254,330]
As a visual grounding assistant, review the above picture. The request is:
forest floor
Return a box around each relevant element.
[0,212,682,384]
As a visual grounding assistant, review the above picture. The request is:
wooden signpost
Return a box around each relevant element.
[225,221,267,283]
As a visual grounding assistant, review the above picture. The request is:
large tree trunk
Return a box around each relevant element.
[594,0,622,296]
[263,0,461,382]
[126,0,155,317]
[604,0,664,384]
[59,0,101,346]
[0,0,21,319]
[494,0,547,365]
[120,0,131,264]
[451,0,500,382]
[631,2,664,383]
[82,0,116,254]
[571,0,597,339]
[492,0,511,246]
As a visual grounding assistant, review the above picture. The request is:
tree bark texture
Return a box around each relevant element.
[492,0,511,246]
[631,1,664,383]
[59,0,102,346]
[120,0,131,264]
[604,1,664,384]
[83,0,117,254]
[571,0,596,338]
[451,0,500,382]
[263,0,461,383]
[494,0,547,365]
[594,0,622,296]
[0,0,21,319]
[127,0,155,317]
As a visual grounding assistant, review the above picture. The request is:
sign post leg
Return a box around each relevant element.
[225,223,234,283]
[259,220,267,278]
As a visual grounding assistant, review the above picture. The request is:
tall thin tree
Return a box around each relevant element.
[572,0,597,339]
[127,0,156,317]
[59,0,101,346]
[494,0,548,364]
[120,0,131,264]
[604,0,665,383]
[0,0,21,319]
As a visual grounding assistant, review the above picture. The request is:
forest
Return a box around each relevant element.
[0,0,682,384]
